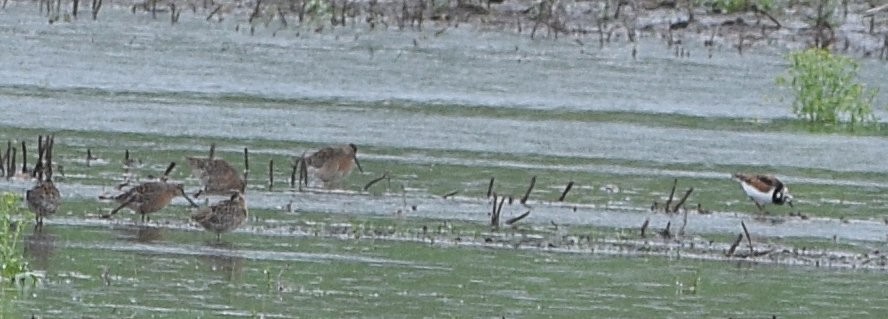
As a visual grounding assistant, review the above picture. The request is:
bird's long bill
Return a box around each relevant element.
[353,154,364,173]
[180,189,200,208]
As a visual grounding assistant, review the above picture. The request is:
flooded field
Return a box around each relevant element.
[2,3,888,318]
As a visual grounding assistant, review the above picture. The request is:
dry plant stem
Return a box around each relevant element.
[678,202,689,236]
[20,141,27,174]
[162,162,176,179]
[741,221,754,254]
[249,0,262,23]
[207,5,223,21]
[243,147,250,181]
[558,181,574,201]
[664,178,677,212]
[268,159,274,190]
[9,148,15,179]
[486,177,495,198]
[640,218,650,238]
[520,175,536,204]
[727,233,743,256]
[672,188,694,213]
[505,211,531,225]
[289,165,297,188]
[441,190,459,199]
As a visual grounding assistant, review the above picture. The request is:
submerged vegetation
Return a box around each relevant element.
[0,193,29,284]
[778,49,881,129]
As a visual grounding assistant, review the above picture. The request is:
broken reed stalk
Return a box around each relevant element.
[672,187,694,213]
[20,141,27,174]
[363,172,388,191]
[491,193,498,218]
[206,4,222,21]
[640,218,650,238]
[505,210,531,225]
[741,221,754,254]
[520,175,536,204]
[679,202,690,236]
[441,190,459,199]
[664,178,677,212]
[72,0,78,17]
[299,156,308,188]
[8,147,15,179]
[491,195,506,228]
[243,147,250,180]
[86,148,92,167]
[249,0,262,23]
[33,136,44,176]
[124,149,130,165]
[4,141,10,178]
[46,135,54,180]
[727,233,743,256]
[289,164,297,188]
[558,181,574,202]
[268,159,274,190]
[486,177,495,198]
[91,0,102,20]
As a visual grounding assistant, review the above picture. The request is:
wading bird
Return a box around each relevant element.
[102,182,198,222]
[191,191,248,241]
[296,144,363,188]
[186,157,246,198]
[733,173,794,214]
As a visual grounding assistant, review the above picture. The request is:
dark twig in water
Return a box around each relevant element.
[289,164,297,188]
[161,162,176,181]
[243,147,250,181]
[664,178,677,212]
[493,195,506,229]
[679,199,690,236]
[505,210,531,226]
[441,190,459,199]
[520,175,536,205]
[727,233,743,256]
[206,4,222,21]
[640,218,650,238]
[558,181,574,202]
[486,177,495,198]
[363,172,388,192]
[208,143,216,160]
[249,0,262,23]
[20,141,27,174]
[268,159,274,190]
[741,221,754,254]
[672,187,694,213]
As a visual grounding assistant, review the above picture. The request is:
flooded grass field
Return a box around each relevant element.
[2,3,888,318]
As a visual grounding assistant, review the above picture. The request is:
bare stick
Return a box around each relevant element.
[727,233,743,257]
[86,148,92,167]
[124,149,130,166]
[486,177,495,198]
[32,135,43,177]
[9,147,15,179]
[672,188,694,213]
[505,210,531,225]
[558,181,574,201]
[679,201,690,237]
[493,196,506,229]
[20,141,27,174]
[243,147,250,180]
[363,172,388,191]
[206,4,222,21]
[299,157,308,188]
[290,164,297,188]
[46,135,54,179]
[249,0,262,23]
[640,218,650,238]
[491,193,498,218]
[520,175,536,204]
[664,178,677,212]
[4,141,10,178]
[91,0,102,20]
[441,190,459,199]
[208,143,216,160]
[268,159,274,190]
[741,221,754,254]
[72,0,79,17]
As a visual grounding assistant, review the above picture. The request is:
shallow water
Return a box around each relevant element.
[2,3,888,317]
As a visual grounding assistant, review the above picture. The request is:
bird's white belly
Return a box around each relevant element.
[741,182,773,205]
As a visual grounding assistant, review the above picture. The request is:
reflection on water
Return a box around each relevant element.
[23,229,57,271]
[116,225,164,243]
[199,242,245,283]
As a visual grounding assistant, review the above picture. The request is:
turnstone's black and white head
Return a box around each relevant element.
[733,173,794,211]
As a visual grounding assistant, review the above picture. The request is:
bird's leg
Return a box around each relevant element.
[103,198,135,219]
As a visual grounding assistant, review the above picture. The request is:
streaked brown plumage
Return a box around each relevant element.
[26,180,61,226]
[191,191,248,241]
[300,144,363,188]
[103,182,198,222]
[186,157,245,197]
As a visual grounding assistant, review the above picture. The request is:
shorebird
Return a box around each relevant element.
[733,173,794,214]
[191,191,248,241]
[102,182,198,222]
[27,179,61,228]
[186,157,246,198]
[297,144,363,188]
